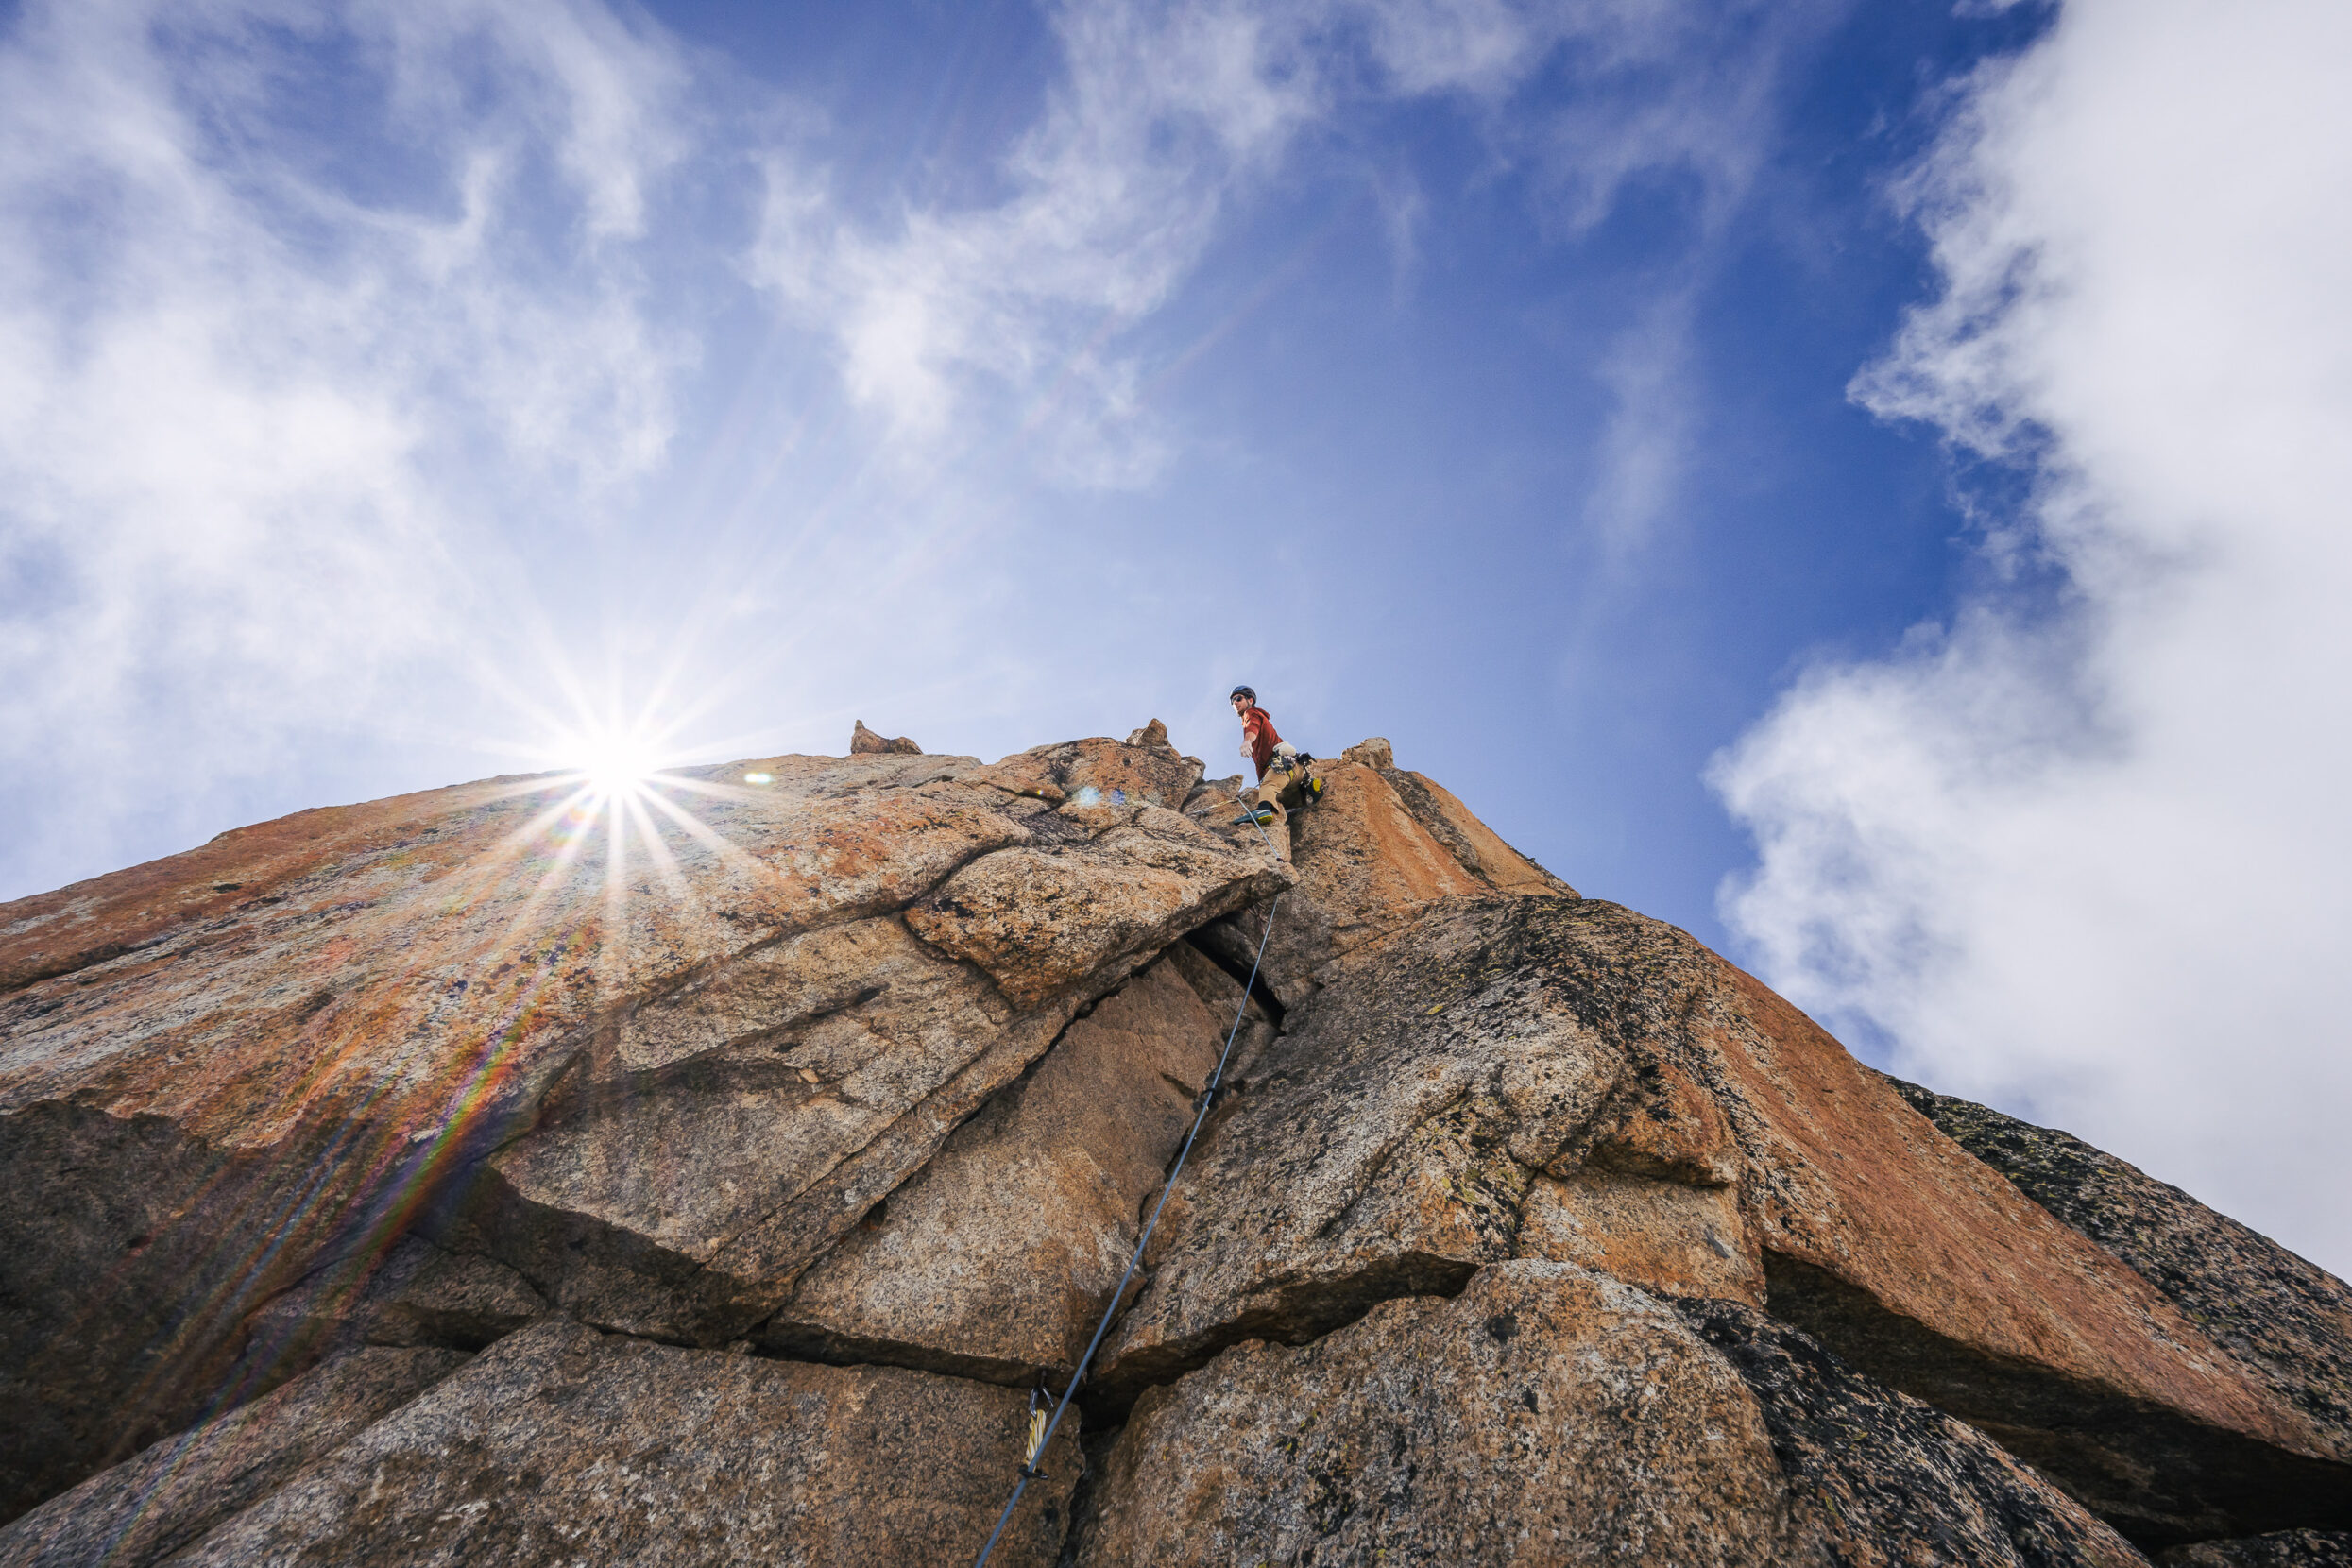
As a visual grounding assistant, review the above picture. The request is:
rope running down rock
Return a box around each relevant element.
[970,808,1287,1567]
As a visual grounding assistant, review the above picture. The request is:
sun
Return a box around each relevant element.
[573,729,664,798]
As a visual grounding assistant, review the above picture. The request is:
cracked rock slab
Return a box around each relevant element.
[1885,1073,2352,1457]
[163,1320,1080,1568]
[761,954,1230,1382]
[906,810,1286,1011]
[0,1346,469,1568]
[1097,897,1642,1403]
[0,754,1019,1515]
[0,741,1272,1518]
[1079,1261,1797,1568]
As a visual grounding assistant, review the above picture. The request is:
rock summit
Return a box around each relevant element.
[2,727,2347,1565]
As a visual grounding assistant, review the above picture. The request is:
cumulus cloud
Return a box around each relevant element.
[1713,0,2352,1267]
[0,0,694,892]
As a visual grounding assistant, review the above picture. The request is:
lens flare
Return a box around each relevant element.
[578,733,661,798]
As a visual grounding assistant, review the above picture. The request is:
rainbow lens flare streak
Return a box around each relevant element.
[84,743,779,1557]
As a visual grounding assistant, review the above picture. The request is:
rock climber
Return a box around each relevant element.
[1230,686,1323,814]
[1230,686,1282,782]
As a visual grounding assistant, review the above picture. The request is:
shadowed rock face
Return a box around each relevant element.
[0,1347,469,1568]
[5,728,2348,1564]
[1884,1074,2352,1457]
[2157,1533,2352,1567]
[1677,1299,2149,1568]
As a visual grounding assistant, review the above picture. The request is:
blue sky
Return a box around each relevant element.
[5,0,2348,1271]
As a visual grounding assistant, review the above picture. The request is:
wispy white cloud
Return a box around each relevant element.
[0,0,1873,911]
[0,0,696,892]
[1713,0,2352,1267]
[752,0,1834,490]
[753,0,1330,485]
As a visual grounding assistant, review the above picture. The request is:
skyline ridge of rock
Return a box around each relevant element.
[1,725,2346,1565]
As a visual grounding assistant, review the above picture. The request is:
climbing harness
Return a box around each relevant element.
[969,803,1287,1567]
[1268,749,1323,811]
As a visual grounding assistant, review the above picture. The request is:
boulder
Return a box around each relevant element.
[850,720,922,755]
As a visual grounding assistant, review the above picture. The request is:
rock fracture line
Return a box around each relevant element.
[972,813,1286,1568]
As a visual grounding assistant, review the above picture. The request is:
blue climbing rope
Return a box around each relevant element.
[970,807,1286,1567]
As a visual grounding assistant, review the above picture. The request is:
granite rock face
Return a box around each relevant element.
[170,1320,1079,1568]
[0,737,1280,1523]
[1082,1261,1801,1568]
[5,729,2349,1564]
[1679,1298,2149,1568]
[0,1347,469,1568]
[1098,889,2346,1547]
[1084,1264,2144,1568]
[760,953,1237,1383]
[1886,1074,2352,1455]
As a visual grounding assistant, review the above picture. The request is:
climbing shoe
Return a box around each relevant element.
[1235,803,1279,827]
[1302,775,1325,808]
